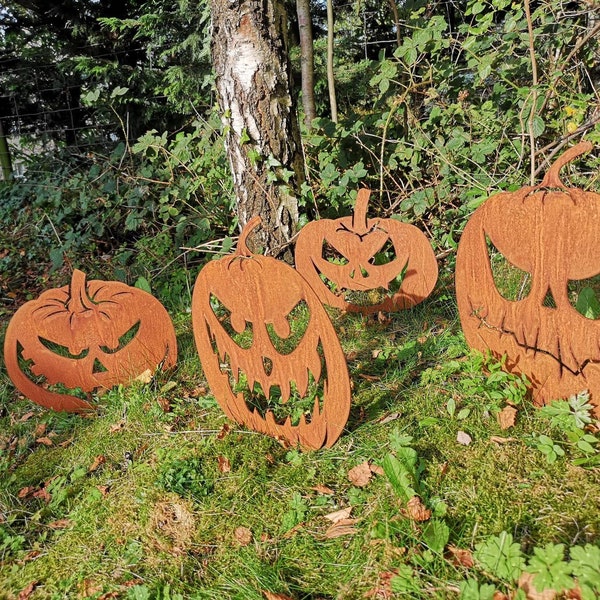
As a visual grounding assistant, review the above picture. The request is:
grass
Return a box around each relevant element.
[0,266,599,599]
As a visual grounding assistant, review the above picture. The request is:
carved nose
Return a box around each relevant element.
[263,357,273,376]
[543,288,557,309]
[93,358,107,373]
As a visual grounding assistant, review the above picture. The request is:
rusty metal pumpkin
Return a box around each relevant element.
[192,217,351,449]
[295,188,438,313]
[4,270,178,412]
[456,141,600,413]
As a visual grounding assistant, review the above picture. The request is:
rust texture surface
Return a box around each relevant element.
[192,217,351,450]
[295,188,438,313]
[456,141,600,415]
[4,269,178,412]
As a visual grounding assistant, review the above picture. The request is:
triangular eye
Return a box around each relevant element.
[209,294,253,349]
[267,300,310,355]
[368,238,395,265]
[487,236,531,301]
[39,337,89,360]
[322,240,349,265]
[99,321,141,354]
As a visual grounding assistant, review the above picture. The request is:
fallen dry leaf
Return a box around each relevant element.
[376,412,401,424]
[218,455,231,473]
[157,397,171,412]
[79,579,103,598]
[493,593,510,600]
[405,496,431,522]
[348,460,373,487]
[447,545,474,568]
[262,592,294,600]
[35,436,53,446]
[18,486,35,499]
[364,570,397,599]
[19,412,35,423]
[32,487,52,503]
[135,369,154,384]
[217,423,231,440]
[518,572,557,600]
[324,507,352,523]
[370,464,385,476]
[234,526,253,546]
[324,521,358,538]
[47,519,72,530]
[358,373,381,382]
[97,485,111,497]
[457,431,472,445]
[18,581,39,600]
[490,436,518,444]
[58,437,74,447]
[497,405,517,430]
[88,455,106,473]
[310,484,334,495]
[109,420,126,433]
[34,423,47,437]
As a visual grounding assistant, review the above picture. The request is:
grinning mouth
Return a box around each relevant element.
[209,335,327,427]
[469,303,600,378]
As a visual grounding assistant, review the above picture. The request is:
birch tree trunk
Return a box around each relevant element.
[211,0,305,259]
[296,0,316,128]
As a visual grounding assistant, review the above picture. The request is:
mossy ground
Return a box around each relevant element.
[0,268,599,599]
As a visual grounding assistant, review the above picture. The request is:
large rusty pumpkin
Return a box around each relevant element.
[4,270,178,412]
[456,141,600,414]
[295,188,438,313]
[192,217,351,449]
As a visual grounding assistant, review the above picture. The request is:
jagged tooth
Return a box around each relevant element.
[298,413,307,427]
[313,396,321,417]
[246,374,257,395]
[265,410,279,434]
[279,379,291,404]
[296,368,309,398]
[308,352,322,383]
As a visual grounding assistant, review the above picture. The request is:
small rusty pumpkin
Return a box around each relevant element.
[456,141,600,414]
[295,188,438,313]
[192,217,351,449]
[4,270,178,412]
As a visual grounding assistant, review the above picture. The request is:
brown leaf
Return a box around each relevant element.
[47,519,72,530]
[490,436,518,444]
[217,423,231,440]
[97,485,111,497]
[324,507,353,524]
[32,487,52,503]
[88,455,106,473]
[58,437,74,448]
[324,521,358,538]
[35,436,53,446]
[18,581,38,600]
[310,484,334,495]
[234,526,253,546]
[358,373,381,382]
[262,592,294,600]
[135,369,154,384]
[492,593,510,600]
[79,579,103,597]
[18,486,35,499]
[369,464,385,476]
[109,420,126,433]
[364,570,397,599]
[497,405,517,430]
[218,455,231,473]
[518,572,557,600]
[376,412,401,424]
[447,545,474,568]
[34,423,47,437]
[348,461,373,487]
[19,412,35,423]
[157,397,171,412]
[405,496,431,522]
[457,431,472,445]
[345,350,358,361]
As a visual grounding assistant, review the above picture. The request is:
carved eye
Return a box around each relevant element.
[266,300,310,354]
[99,321,141,354]
[487,236,532,302]
[569,278,600,320]
[210,294,253,349]
[39,338,90,360]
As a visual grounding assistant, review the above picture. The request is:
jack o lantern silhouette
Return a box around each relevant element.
[192,217,351,449]
[4,270,177,411]
[295,188,438,313]
[456,141,600,414]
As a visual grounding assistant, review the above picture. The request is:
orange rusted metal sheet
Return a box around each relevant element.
[192,217,351,450]
[456,141,600,415]
[4,269,178,412]
[295,188,438,313]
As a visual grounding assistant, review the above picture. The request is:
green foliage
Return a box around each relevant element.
[474,532,526,582]
[158,456,214,501]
